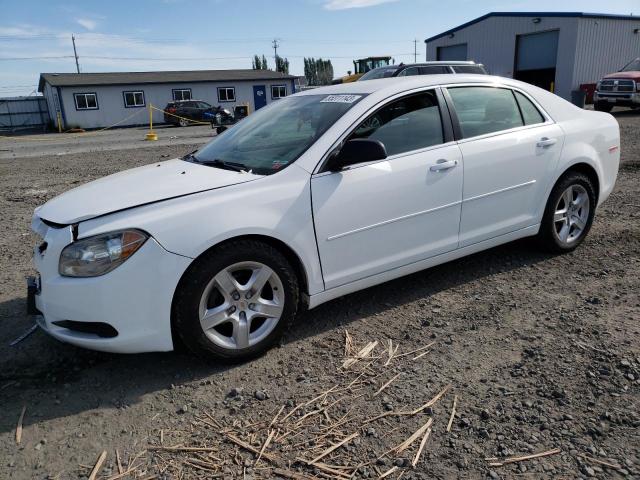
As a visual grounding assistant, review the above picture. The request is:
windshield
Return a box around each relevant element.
[359,67,398,81]
[620,58,640,72]
[192,94,365,175]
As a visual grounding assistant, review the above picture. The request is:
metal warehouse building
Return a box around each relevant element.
[425,12,640,101]
[38,69,296,130]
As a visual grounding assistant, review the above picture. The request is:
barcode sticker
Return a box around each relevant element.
[320,95,362,104]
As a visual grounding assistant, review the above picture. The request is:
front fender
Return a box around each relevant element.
[78,165,325,295]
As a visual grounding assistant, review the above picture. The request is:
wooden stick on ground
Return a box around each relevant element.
[373,373,402,397]
[487,448,561,467]
[115,449,123,474]
[268,405,285,429]
[446,395,458,432]
[15,405,26,445]
[412,384,451,415]
[379,466,399,478]
[273,468,317,480]
[342,341,378,369]
[412,426,432,467]
[88,450,107,480]
[226,434,278,463]
[580,454,622,470]
[394,418,433,454]
[255,430,275,466]
[309,432,359,464]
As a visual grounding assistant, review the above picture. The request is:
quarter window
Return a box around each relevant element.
[396,67,421,77]
[350,90,444,156]
[123,91,145,108]
[447,87,523,138]
[172,89,192,101]
[514,91,545,125]
[218,87,235,102]
[271,85,287,99]
[74,93,98,110]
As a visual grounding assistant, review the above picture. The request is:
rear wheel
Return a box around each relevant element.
[594,102,613,113]
[173,240,299,361]
[537,172,596,253]
[179,117,189,127]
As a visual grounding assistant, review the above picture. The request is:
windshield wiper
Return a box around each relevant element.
[182,150,199,162]
[197,158,248,173]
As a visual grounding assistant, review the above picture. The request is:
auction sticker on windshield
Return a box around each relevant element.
[320,94,362,103]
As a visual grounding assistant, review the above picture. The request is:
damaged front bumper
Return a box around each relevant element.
[29,213,192,353]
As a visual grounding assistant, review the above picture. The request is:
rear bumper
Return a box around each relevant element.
[31,219,192,353]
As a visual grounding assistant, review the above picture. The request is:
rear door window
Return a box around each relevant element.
[349,90,444,156]
[451,65,486,74]
[420,66,451,74]
[447,86,524,138]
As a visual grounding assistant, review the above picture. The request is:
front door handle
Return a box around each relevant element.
[536,137,557,148]
[430,159,458,172]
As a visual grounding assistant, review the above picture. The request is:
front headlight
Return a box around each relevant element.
[59,229,148,277]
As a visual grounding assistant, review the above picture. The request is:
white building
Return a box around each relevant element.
[425,12,640,100]
[38,69,296,129]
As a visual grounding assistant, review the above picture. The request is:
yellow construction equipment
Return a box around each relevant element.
[333,56,393,84]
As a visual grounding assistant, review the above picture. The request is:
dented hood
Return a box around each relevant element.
[36,158,261,224]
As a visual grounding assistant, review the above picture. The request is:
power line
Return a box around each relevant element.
[0,56,74,61]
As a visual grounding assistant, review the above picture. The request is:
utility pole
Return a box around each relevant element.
[272,38,280,65]
[413,39,417,63]
[71,34,80,73]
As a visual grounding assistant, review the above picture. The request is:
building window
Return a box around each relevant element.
[172,88,192,101]
[74,93,98,110]
[123,91,145,108]
[271,85,287,99]
[218,87,235,102]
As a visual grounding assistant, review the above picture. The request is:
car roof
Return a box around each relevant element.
[296,74,504,96]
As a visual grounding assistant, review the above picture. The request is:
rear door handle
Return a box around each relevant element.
[430,159,458,172]
[536,137,557,148]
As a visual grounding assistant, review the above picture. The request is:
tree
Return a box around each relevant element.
[251,55,269,70]
[304,57,334,86]
[275,55,289,75]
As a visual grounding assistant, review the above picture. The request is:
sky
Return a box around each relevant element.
[1,0,638,96]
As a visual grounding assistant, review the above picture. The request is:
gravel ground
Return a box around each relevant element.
[0,112,638,479]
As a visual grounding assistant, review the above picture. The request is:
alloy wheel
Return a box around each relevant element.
[198,261,285,350]
[553,184,590,244]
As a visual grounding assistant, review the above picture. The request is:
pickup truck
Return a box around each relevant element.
[594,58,640,112]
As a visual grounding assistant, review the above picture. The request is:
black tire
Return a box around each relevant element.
[537,171,597,253]
[173,239,299,362]
[178,117,189,127]
[594,102,613,113]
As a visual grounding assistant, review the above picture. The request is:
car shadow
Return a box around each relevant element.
[0,238,554,434]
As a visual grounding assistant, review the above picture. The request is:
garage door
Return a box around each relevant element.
[515,30,559,71]
[514,30,559,92]
[437,44,467,61]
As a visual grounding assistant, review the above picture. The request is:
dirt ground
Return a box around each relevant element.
[0,112,638,480]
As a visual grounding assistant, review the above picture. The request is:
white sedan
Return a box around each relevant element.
[29,75,620,360]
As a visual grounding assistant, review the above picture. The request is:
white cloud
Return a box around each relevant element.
[324,0,399,10]
[76,18,97,31]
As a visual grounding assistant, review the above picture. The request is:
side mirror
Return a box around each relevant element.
[325,139,387,172]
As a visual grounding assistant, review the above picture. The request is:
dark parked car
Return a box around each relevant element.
[358,61,488,81]
[164,100,233,127]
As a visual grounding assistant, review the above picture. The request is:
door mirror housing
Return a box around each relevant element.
[325,139,387,172]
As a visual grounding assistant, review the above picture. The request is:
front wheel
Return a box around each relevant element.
[594,102,613,113]
[537,172,596,253]
[173,240,299,361]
